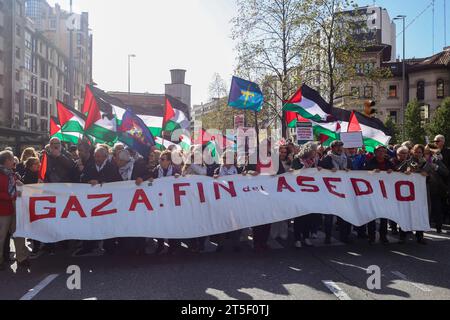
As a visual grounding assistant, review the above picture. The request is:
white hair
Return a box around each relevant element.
[298,142,318,159]
[0,150,14,165]
[118,149,131,162]
[94,146,108,157]
[396,146,409,154]
[434,135,445,142]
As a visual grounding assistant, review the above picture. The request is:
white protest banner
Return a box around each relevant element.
[341,132,364,148]
[15,169,430,243]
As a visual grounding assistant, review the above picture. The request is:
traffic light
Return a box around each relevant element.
[363,100,377,117]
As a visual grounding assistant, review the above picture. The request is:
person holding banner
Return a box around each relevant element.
[151,150,182,255]
[75,146,123,257]
[0,150,30,270]
[214,150,244,253]
[291,142,322,248]
[117,149,149,255]
[319,140,353,244]
[182,146,208,253]
[399,144,430,245]
[364,145,394,245]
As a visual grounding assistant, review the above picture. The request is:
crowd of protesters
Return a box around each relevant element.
[0,133,449,271]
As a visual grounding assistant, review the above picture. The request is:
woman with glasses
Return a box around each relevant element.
[149,150,181,255]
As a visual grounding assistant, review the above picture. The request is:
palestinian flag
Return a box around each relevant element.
[163,97,190,131]
[56,101,85,144]
[285,85,391,152]
[179,134,191,151]
[83,85,119,144]
[283,84,333,121]
[50,115,80,145]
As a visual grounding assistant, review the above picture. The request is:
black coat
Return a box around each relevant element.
[131,159,151,181]
[44,151,77,183]
[319,154,353,170]
[364,157,394,171]
[22,169,39,185]
[80,160,122,184]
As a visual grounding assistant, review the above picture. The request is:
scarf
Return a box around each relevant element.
[0,165,16,197]
[95,159,108,173]
[158,165,174,178]
[219,165,238,176]
[329,151,348,170]
[301,157,317,169]
[119,160,134,181]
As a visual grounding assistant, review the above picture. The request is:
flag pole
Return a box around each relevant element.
[254,110,260,157]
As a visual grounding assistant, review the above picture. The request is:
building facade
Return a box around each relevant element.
[0,0,92,150]
[340,47,450,125]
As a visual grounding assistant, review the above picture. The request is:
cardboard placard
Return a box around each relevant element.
[340,132,364,148]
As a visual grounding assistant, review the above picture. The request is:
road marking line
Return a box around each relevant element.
[322,280,352,300]
[20,274,59,300]
[83,297,98,300]
[391,271,432,292]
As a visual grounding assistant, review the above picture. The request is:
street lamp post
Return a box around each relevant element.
[128,54,136,94]
[394,15,406,140]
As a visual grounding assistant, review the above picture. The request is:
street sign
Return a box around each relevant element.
[234,114,245,129]
[296,122,314,144]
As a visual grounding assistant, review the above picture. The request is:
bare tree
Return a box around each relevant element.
[297,0,392,107]
[232,0,309,137]
[208,73,227,101]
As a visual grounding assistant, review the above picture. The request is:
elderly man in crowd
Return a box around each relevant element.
[75,146,123,257]
[319,140,353,244]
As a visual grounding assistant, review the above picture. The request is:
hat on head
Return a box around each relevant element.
[375,145,387,151]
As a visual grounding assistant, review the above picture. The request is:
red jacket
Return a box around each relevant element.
[0,172,17,216]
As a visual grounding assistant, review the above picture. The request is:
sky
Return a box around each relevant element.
[47,0,449,107]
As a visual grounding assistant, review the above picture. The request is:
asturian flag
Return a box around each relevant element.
[228,76,264,112]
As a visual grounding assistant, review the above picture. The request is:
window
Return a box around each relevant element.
[40,120,48,132]
[40,61,48,79]
[15,70,20,82]
[25,98,31,113]
[25,32,32,49]
[389,111,398,123]
[15,47,20,59]
[31,76,37,94]
[40,81,48,98]
[417,81,425,100]
[30,117,37,131]
[351,87,360,98]
[32,56,38,74]
[40,100,48,116]
[437,79,445,99]
[16,24,21,37]
[31,97,37,113]
[77,33,83,45]
[0,50,3,61]
[388,85,397,98]
[50,19,56,29]
[0,75,3,85]
[25,54,31,71]
[0,98,3,110]
[364,86,373,98]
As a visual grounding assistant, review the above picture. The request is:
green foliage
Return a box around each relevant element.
[404,99,426,145]
[384,116,400,145]
[426,97,450,141]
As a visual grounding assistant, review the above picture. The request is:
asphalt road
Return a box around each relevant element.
[1,224,450,301]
